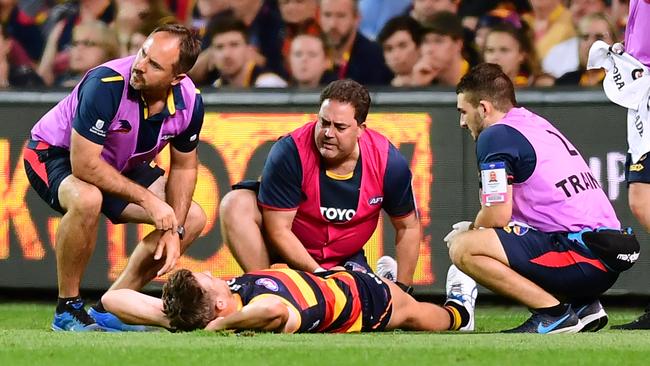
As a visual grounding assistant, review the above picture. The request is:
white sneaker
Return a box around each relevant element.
[376,256,397,282]
[444,264,477,331]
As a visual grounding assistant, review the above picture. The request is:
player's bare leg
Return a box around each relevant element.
[219,189,272,270]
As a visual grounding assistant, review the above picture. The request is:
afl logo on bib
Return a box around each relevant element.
[255,278,279,292]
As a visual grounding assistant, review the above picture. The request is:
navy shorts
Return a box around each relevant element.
[24,140,165,224]
[625,153,650,185]
[496,225,619,303]
[350,270,393,332]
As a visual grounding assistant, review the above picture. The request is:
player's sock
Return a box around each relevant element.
[93,300,107,313]
[56,296,82,314]
[444,302,470,330]
[535,303,569,317]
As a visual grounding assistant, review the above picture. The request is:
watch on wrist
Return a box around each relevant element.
[396,281,414,295]
[176,225,185,240]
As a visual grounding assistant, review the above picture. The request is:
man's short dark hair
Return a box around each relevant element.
[377,15,423,47]
[422,11,464,41]
[162,269,215,331]
[456,63,516,112]
[152,23,202,75]
[210,15,249,43]
[319,79,371,124]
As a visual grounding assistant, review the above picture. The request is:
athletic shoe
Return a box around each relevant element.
[51,301,103,332]
[444,264,477,331]
[502,307,583,334]
[88,307,148,332]
[575,300,608,332]
[376,256,397,282]
[611,309,650,330]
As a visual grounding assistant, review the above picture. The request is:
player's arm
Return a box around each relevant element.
[101,289,170,328]
[69,70,176,232]
[258,137,323,272]
[204,296,294,333]
[383,144,420,285]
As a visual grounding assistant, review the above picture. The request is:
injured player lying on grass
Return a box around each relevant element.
[101,266,477,333]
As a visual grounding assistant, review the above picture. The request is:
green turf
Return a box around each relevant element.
[1,303,649,366]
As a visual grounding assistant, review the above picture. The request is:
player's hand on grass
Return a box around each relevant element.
[204,317,225,331]
[443,221,474,248]
[155,229,181,276]
[142,193,178,232]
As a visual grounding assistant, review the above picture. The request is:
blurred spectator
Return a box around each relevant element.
[458,0,531,31]
[192,0,231,47]
[288,33,336,87]
[126,14,178,56]
[556,12,618,86]
[523,0,576,63]
[377,15,422,87]
[411,11,467,87]
[409,0,459,25]
[208,16,287,88]
[113,0,175,58]
[0,0,45,61]
[229,0,285,76]
[320,0,392,85]
[483,22,551,87]
[42,0,115,53]
[474,6,523,52]
[0,22,43,88]
[166,0,195,23]
[278,0,320,74]
[56,20,119,87]
[569,0,609,24]
[358,0,411,40]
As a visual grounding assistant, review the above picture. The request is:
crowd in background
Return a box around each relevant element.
[0,0,630,89]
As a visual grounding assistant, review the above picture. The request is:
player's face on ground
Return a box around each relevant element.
[457,92,483,141]
[483,31,525,80]
[290,35,328,86]
[211,31,249,78]
[315,99,364,162]
[420,33,460,70]
[320,0,358,49]
[382,30,420,76]
[130,32,181,91]
[279,0,318,24]
[578,18,612,66]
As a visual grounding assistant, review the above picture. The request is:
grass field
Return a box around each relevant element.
[1,303,649,365]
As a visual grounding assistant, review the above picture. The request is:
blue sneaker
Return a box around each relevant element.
[51,300,103,332]
[88,307,148,332]
[502,306,583,334]
[575,300,608,332]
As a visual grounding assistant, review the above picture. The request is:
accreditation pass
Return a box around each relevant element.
[480,162,508,205]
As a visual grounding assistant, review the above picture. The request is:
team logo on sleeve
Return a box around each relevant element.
[255,278,279,292]
[368,196,383,205]
[513,226,529,236]
[90,119,107,137]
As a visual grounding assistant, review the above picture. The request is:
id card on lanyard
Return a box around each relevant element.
[480,162,508,206]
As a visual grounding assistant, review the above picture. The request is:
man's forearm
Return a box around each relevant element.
[72,156,151,205]
[165,166,197,225]
[395,225,420,285]
[208,303,288,332]
[267,229,321,272]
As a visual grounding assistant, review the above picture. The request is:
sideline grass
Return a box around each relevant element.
[1,303,649,366]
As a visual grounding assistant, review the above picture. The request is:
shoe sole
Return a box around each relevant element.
[547,321,584,334]
[580,310,608,332]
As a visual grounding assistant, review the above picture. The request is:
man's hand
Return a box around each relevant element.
[443,221,474,248]
[154,230,181,276]
[141,192,178,232]
[204,317,226,331]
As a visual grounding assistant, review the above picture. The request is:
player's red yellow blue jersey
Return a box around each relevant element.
[228,269,392,333]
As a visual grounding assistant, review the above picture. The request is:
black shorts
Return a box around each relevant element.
[625,153,650,185]
[23,140,165,224]
[350,270,393,332]
[496,225,619,303]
